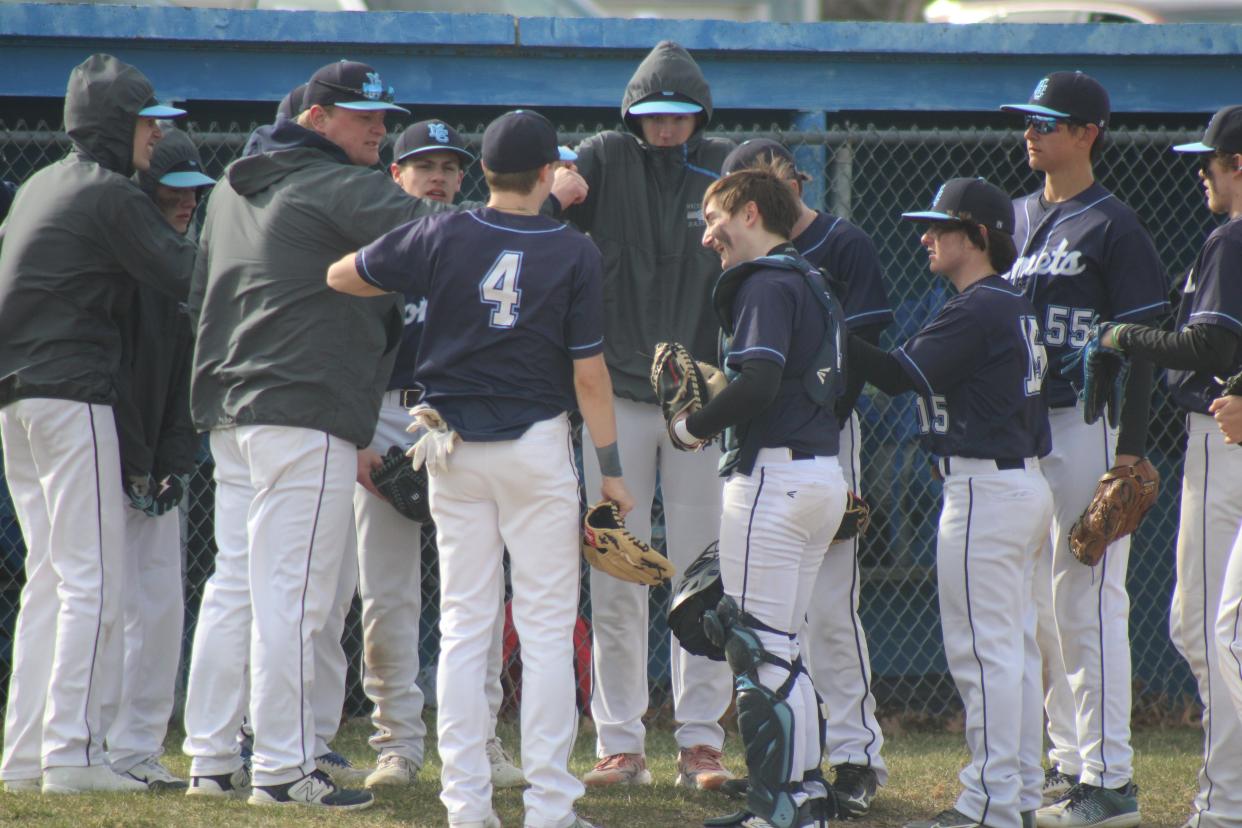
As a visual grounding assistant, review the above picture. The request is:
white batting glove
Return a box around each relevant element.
[405,404,459,474]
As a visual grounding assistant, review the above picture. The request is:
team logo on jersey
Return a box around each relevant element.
[404,298,427,326]
[817,367,834,384]
[1033,77,1049,101]
[686,201,705,227]
[1183,266,1198,295]
[1011,238,1087,280]
[428,122,450,144]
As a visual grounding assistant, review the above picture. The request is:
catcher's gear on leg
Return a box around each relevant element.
[833,491,870,541]
[405,404,459,474]
[1062,324,1128,427]
[1069,458,1160,566]
[582,501,675,587]
[668,542,726,660]
[370,445,430,523]
[651,341,727,451]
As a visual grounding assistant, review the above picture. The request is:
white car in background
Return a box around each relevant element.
[924,0,1242,22]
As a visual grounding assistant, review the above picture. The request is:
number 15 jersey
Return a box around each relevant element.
[356,207,604,441]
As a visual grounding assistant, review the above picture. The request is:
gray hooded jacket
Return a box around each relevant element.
[189,120,452,447]
[0,54,195,408]
[564,41,735,402]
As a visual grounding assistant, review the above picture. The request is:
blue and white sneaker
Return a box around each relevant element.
[248,769,373,810]
[186,764,251,799]
[315,750,372,786]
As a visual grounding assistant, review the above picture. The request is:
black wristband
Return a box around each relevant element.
[595,441,622,477]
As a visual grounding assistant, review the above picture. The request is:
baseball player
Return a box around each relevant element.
[562,39,737,790]
[354,119,524,789]
[105,127,216,791]
[999,72,1168,828]
[720,139,892,816]
[0,54,194,795]
[182,59,458,810]
[848,178,1053,828]
[673,167,847,828]
[327,108,624,828]
[1072,106,1242,828]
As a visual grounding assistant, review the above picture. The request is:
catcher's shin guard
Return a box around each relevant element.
[703,596,801,828]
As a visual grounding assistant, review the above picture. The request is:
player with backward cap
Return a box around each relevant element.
[328,108,626,828]
[999,71,1169,828]
[351,118,532,790]
[674,166,849,828]
[104,127,217,792]
[1067,106,1242,828]
[561,39,738,791]
[720,139,892,818]
[0,54,195,795]
[846,177,1054,828]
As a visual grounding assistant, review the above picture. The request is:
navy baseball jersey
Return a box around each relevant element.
[726,258,840,457]
[388,294,427,391]
[895,275,1052,460]
[1008,183,1168,407]
[356,207,604,440]
[793,210,893,332]
[1168,216,1242,414]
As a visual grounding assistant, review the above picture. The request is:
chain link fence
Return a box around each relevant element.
[0,116,1208,728]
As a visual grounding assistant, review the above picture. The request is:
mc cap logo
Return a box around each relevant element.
[428,122,450,143]
[1032,77,1050,102]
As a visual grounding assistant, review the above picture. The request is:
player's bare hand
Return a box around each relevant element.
[1209,394,1242,444]
[1114,453,1141,467]
[600,476,634,518]
[357,448,386,499]
[552,166,589,208]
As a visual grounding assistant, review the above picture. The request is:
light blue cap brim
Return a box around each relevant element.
[395,146,476,164]
[335,101,411,114]
[627,100,703,116]
[139,104,187,118]
[1172,141,1214,153]
[999,103,1071,119]
[159,170,216,188]
[901,210,955,222]
[558,146,578,162]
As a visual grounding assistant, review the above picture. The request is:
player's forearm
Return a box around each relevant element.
[326,252,386,297]
[1115,356,1153,458]
[685,359,781,439]
[1113,323,1239,376]
[573,354,619,450]
[846,335,915,397]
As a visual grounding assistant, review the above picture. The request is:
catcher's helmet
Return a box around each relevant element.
[667,541,725,661]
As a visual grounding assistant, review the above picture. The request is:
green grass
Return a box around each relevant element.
[0,720,1205,827]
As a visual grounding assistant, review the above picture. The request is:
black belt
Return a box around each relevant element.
[398,389,422,408]
[791,449,815,460]
[939,456,1027,475]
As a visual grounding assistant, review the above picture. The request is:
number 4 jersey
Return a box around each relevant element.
[1007,182,1169,407]
[893,275,1052,460]
[356,207,604,441]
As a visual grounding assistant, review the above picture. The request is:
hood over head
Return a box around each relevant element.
[226,118,351,197]
[621,41,713,138]
[64,54,183,177]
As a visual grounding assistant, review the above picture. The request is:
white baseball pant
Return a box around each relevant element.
[802,413,887,783]
[1173,413,1242,828]
[182,425,354,786]
[431,415,583,828]
[107,507,183,773]
[938,459,1052,828]
[718,451,847,784]
[583,397,731,756]
[0,398,125,781]
[313,534,357,757]
[1037,407,1134,788]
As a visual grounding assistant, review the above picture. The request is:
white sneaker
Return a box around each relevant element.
[248,769,373,810]
[452,810,502,828]
[365,753,419,788]
[3,777,40,793]
[42,765,148,794]
[186,764,252,798]
[486,737,526,788]
[122,756,187,791]
[314,750,372,787]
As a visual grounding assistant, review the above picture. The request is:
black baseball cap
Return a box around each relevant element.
[902,177,1015,235]
[1173,105,1242,154]
[481,110,576,174]
[393,120,475,165]
[276,83,307,121]
[1000,71,1110,130]
[303,61,409,114]
[721,138,804,177]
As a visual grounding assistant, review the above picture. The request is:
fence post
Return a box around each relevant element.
[828,133,854,222]
[792,110,828,212]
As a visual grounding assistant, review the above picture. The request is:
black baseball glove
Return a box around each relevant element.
[370,445,431,523]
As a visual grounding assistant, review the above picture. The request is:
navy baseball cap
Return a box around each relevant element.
[481,110,576,174]
[628,91,704,117]
[902,177,1015,235]
[276,83,307,121]
[1173,105,1242,154]
[393,120,475,165]
[721,138,799,176]
[1001,71,1110,130]
[304,61,409,114]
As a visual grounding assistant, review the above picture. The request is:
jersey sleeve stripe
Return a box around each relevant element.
[1114,300,1171,321]
[844,308,894,325]
[798,217,842,257]
[568,337,605,352]
[356,250,384,289]
[1185,310,1242,331]
[894,346,935,396]
[729,345,786,364]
